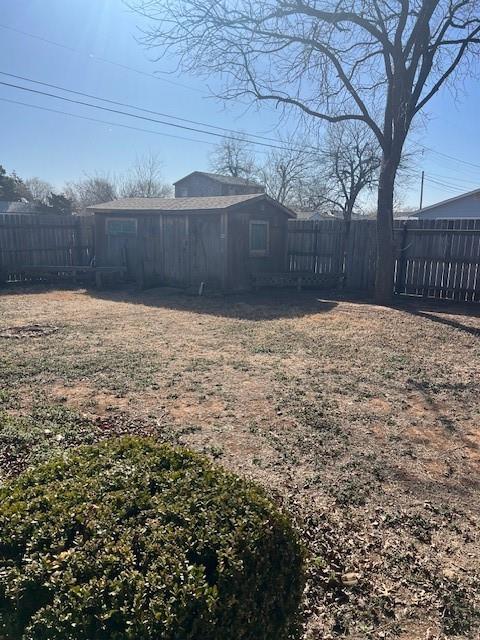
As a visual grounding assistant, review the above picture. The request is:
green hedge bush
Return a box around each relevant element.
[0,437,304,639]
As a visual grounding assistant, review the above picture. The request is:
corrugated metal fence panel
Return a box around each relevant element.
[288,218,480,302]
[0,214,94,281]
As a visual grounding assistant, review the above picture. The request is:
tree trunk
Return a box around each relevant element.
[375,159,397,305]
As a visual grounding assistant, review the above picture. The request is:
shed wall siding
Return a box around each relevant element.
[95,202,288,290]
[188,213,225,288]
[175,174,264,198]
[227,202,288,289]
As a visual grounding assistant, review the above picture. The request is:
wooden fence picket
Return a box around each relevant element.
[0,214,94,282]
[288,218,480,302]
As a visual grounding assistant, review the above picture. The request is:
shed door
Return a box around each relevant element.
[189,214,224,289]
[105,217,138,279]
[163,216,190,286]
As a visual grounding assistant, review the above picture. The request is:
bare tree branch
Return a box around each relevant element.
[208,135,258,179]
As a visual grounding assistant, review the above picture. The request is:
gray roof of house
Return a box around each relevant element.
[0,200,44,214]
[173,171,263,188]
[89,193,295,217]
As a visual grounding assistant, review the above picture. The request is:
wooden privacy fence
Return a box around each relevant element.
[287,219,377,290]
[395,218,480,302]
[0,214,94,282]
[288,218,480,302]
[1,213,479,301]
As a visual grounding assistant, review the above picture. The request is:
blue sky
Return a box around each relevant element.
[1,0,479,209]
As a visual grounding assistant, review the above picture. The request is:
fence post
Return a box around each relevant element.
[312,221,319,273]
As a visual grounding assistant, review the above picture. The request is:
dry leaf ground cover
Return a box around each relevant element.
[0,286,479,639]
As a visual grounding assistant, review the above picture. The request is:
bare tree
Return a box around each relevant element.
[313,124,382,228]
[120,153,172,198]
[260,137,315,206]
[65,174,117,212]
[209,136,257,179]
[132,0,480,303]
[24,177,54,205]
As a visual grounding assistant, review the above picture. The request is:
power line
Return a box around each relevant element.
[0,23,204,94]
[3,77,478,189]
[422,145,480,171]
[6,68,480,172]
[5,97,474,208]
[0,79,294,153]
[425,177,465,191]
[0,71,303,149]
[424,177,468,194]
[427,176,474,192]
[414,152,480,182]
[3,23,479,170]
[0,96,221,147]
[428,172,479,187]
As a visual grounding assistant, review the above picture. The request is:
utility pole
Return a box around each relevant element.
[419,171,425,210]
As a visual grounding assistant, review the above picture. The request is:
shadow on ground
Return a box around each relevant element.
[2,281,480,323]
[400,307,480,337]
[84,286,340,320]
[86,285,480,323]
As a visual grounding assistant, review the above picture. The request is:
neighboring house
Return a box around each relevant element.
[0,200,44,214]
[89,193,294,291]
[409,188,480,220]
[294,210,339,221]
[174,171,264,198]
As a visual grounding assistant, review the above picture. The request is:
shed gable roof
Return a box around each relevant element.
[88,193,295,217]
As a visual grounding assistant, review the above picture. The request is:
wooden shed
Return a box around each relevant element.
[90,193,295,291]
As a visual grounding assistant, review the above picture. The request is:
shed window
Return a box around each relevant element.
[106,218,137,236]
[249,220,269,256]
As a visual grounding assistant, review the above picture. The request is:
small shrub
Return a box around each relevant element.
[0,437,304,640]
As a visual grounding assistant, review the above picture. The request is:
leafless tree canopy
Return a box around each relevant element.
[134,0,479,146]
[65,155,172,211]
[24,177,54,205]
[259,138,316,206]
[120,153,172,198]
[132,0,480,301]
[209,134,315,203]
[65,174,117,211]
[208,128,400,211]
[313,123,382,221]
[209,136,257,179]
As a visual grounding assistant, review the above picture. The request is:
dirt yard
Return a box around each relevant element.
[0,286,479,639]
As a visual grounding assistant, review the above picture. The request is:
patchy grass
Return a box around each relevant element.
[0,286,479,639]
[0,398,168,480]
